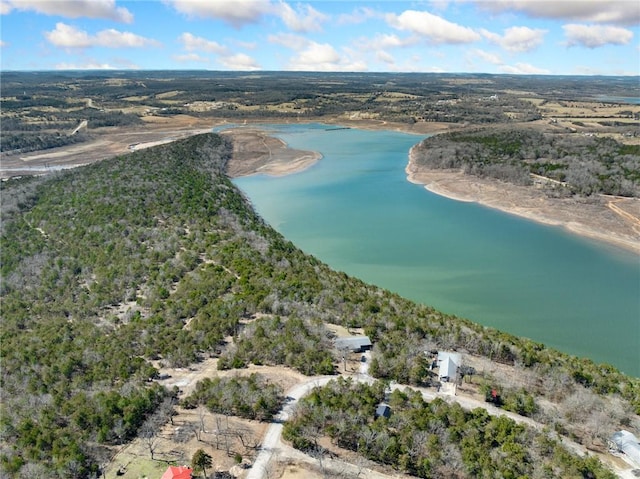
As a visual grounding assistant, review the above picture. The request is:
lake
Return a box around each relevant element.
[231,123,640,376]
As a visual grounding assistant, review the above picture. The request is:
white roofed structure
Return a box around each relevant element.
[611,430,640,467]
[437,351,461,383]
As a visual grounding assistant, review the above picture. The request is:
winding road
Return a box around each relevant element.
[245,352,636,479]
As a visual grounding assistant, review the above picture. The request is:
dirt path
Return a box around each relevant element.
[247,375,399,479]
[245,366,635,479]
[607,197,640,236]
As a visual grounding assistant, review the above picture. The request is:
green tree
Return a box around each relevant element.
[191,449,213,479]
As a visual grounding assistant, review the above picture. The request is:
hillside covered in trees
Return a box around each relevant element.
[412,128,640,197]
[1,134,638,477]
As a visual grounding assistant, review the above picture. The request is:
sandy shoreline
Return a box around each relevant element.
[406,145,640,255]
[222,127,322,178]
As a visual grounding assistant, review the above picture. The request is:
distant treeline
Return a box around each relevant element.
[412,128,640,196]
[0,131,88,153]
[1,103,141,152]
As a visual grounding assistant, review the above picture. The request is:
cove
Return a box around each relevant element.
[231,123,640,376]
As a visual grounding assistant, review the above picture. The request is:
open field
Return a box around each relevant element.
[524,98,640,141]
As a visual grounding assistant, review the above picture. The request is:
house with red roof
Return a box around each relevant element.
[161,465,192,479]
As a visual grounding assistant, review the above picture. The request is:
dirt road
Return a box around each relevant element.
[246,367,636,479]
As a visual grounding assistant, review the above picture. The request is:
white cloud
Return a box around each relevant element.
[353,33,418,65]
[218,52,261,70]
[167,0,272,27]
[45,23,160,49]
[177,32,260,69]
[376,50,395,64]
[473,48,503,65]
[54,58,138,69]
[173,52,209,63]
[428,0,451,11]
[276,1,327,33]
[387,10,481,44]
[4,0,133,22]
[291,42,338,65]
[268,32,309,50]
[337,6,377,25]
[0,40,7,47]
[169,0,328,32]
[178,32,227,54]
[481,26,547,52]
[563,24,634,48]
[499,62,550,74]
[371,33,418,49]
[287,41,366,71]
[55,61,115,69]
[95,29,159,48]
[478,0,639,26]
[234,40,257,50]
[45,22,91,48]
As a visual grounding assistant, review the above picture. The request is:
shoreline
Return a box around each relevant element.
[227,121,640,255]
[5,116,638,256]
[222,127,322,178]
[407,145,640,255]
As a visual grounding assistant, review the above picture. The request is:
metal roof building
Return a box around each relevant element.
[375,404,391,419]
[437,351,461,383]
[334,336,372,353]
[161,466,192,479]
[611,430,640,467]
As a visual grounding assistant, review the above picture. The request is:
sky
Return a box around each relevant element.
[1,0,639,75]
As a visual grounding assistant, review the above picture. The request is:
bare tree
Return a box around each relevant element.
[140,415,162,460]
[234,425,259,451]
[198,404,208,434]
[189,421,203,442]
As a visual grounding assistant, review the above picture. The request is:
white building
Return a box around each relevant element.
[437,351,461,383]
[611,430,640,467]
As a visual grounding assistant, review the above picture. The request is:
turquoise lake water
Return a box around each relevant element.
[230,124,640,376]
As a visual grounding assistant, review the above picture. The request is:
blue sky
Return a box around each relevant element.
[1,0,639,74]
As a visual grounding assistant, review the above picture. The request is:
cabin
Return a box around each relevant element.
[161,465,192,479]
[437,351,461,383]
[375,404,391,419]
[334,336,372,353]
[610,430,640,467]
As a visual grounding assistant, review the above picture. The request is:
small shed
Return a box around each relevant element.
[334,336,372,353]
[375,404,391,419]
[161,466,192,479]
[437,351,461,383]
[611,430,640,467]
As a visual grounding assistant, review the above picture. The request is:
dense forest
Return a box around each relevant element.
[1,134,638,477]
[412,128,640,196]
